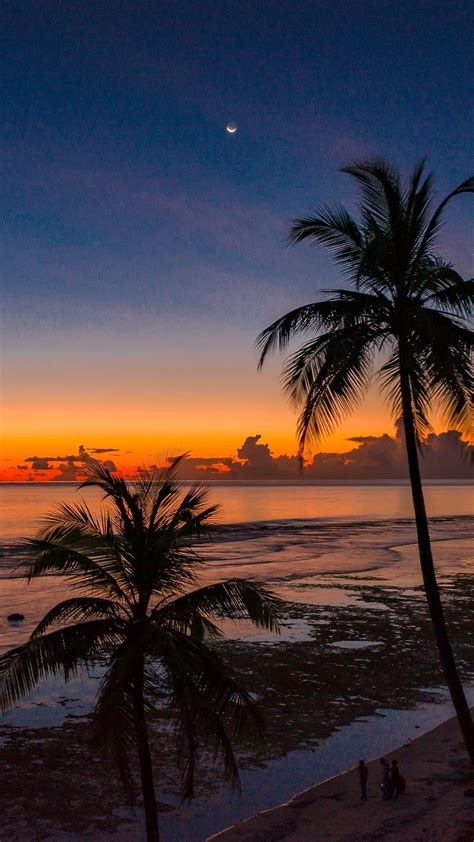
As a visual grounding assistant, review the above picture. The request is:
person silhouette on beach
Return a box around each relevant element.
[380,757,392,800]
[390,760,405,798]
[358,760,368,801]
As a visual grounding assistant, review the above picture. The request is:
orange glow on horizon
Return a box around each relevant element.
[0,412,462,482]
[5,335,459,482]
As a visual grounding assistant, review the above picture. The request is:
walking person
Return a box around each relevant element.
[380,757,392,800]
[358,760,368,801]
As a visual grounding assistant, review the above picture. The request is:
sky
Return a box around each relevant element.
[1,1,473,481]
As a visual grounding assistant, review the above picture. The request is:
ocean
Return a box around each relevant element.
[1,479,472,657]
[1,480,473,539]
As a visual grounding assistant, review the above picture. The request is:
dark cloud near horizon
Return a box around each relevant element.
[171,429,472,481]
[306,428,472,480]
[87,447,120,454]
[25,444,118,463]
[51,461,82,482]
[19,432,472,481]
[21,445,118,477]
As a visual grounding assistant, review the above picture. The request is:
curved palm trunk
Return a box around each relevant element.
[400,368,474,764]
[133,660,160,842]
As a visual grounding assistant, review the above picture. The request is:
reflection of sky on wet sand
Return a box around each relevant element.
[2,522,471,655]
[329,639,384,650]
[0,669,102,729]
[161,685,474,842]
[218,616,314,643]
[1,513,472,651]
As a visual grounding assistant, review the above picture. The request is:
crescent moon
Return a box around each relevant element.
[226,123,237,134]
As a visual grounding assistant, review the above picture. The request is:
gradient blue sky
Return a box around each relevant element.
[1,0,473,474]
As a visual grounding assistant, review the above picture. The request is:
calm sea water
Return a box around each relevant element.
[1,480,472,648]
[1,480,472,540]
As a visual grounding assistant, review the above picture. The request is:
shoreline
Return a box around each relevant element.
[207,710,474,842]
[2,691,473,840]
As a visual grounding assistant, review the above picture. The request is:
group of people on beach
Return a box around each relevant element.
[358,758,405,801]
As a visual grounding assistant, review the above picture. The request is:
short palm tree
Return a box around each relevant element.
[0,459,280,841]
[257,159,473,761]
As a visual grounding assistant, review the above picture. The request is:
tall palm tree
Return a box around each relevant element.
[257,159,473,762]
[0,459,280,841]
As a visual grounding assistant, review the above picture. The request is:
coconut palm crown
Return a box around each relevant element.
[0,459,281,842]
[258,160,472,456]
[257,159,473,760]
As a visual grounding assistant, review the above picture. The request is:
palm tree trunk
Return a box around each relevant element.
[399,367,474,764]
[133,660,160,842]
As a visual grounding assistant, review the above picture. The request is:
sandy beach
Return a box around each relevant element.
[208,711,474,842]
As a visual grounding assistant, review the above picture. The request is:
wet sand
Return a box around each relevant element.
[207,710,474,842]
[4,709,473,841]
[1,576,474,840]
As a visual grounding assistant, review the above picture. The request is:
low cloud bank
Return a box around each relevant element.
[17,429,471,482]
[24,445,118,481]
[174,427,472,480]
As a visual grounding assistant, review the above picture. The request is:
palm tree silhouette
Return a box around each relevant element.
[257,160,473,761]
[0,459,281,841]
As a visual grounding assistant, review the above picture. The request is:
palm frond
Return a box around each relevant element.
[406,162,435,256]
[24,538,130,603]
[155,631,265,798]
[340,159,403,231]
[283,325,381,453]
[423,273,474,319]
[288,204,363,272]
[165,485,219,535]
[80,461,144,535]
[31,597,128,638]
[414,175,474,262]
[132,454,189,521]
[39,499,111,536]
[158,579,282,634]
[377,350,433,443]
[407,366,434,442]
[146,546,202,596]
[421,313,473,434]
[146,476,182,531]
[0,619,120,710]
[256,295,375,369]
[90,641,139,795]
[405,157,429,211]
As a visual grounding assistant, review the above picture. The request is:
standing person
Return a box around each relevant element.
[391,760,405,797]
[380,758,392,800]
[358,760,368,801]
